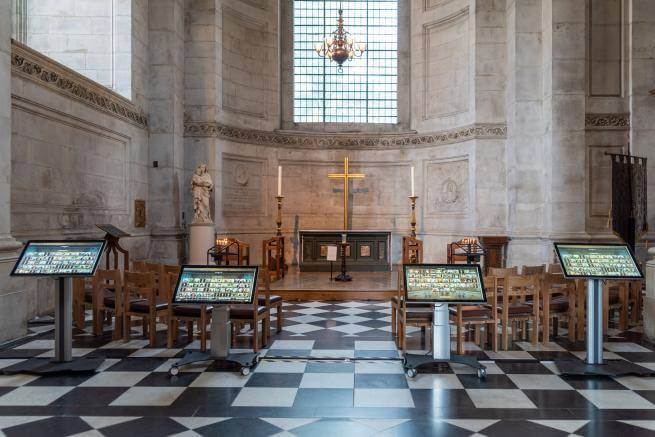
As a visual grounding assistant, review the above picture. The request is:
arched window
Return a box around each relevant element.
[293,0,398,123]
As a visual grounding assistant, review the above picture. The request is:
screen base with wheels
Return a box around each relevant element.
[554,359,655,377]
[169,351,259,377]
[1,357,105,375]
[402,303,486,380]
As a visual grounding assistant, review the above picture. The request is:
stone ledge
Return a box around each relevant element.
[10,40,148,129]
[184,121,507,150]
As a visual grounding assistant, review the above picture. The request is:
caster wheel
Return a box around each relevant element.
[405,368,417,378]
[241,367,251,376]
[477,368,486,379]
[169,366,180,377]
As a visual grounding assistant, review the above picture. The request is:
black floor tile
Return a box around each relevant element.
[457,374,518,389]
[25,373,94,387]
[616,352,655,362]
[266,349,312,357]
[356,320,390,329]
[354,350,399,358]
[410,388,476,409]
[496,362,553,374]
[245,372,303,388]
[483,420,568,437]
[196,417,283,437]
[4,416,91,437]
[291,418,373,437]
[379,419,471,437]
[0,350,47,358]
[293,388,354,407]
[49,387,128,406]
[101,416,187,437]
[305,361,355,373]
[523,389,598,410]
[171,387,241,408]
[85,349,137,359]
[561,375,627,390]
[355,373,408,389]
[577,420,655,437]
[136,371,200,387]
[104,357,168,372]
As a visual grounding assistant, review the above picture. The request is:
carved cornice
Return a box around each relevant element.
[184,122,506,150]
[10,40,148,129]
[585,113,630,131]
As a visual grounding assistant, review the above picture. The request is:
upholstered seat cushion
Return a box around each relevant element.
[173,304,213,317]
[497,303,533,315]
[403,306,433,321]
[230,305,268,318]
[128,299,168,312]
[258,295,282,305]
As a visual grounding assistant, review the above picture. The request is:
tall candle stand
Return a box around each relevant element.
[409,195,418,238]
[275,196,284,236]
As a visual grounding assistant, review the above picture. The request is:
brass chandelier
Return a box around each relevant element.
[315,5,366,72]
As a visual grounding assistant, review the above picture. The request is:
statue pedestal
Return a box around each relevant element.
[189,222,215,264]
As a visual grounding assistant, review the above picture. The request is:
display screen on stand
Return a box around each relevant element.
[172,266,259,304]
[554,243,643,279]
[11,240,106,276]
[404,264,486,303]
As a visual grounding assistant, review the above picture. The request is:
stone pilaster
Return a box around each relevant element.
[148,0,186,263]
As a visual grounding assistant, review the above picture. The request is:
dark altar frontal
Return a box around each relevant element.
[299,230,392,272]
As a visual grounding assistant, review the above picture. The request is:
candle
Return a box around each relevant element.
[277,166,282,197]
[341,233,347,244]
[410,166,415,197]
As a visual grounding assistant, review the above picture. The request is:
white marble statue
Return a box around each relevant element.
[191,163,214,223]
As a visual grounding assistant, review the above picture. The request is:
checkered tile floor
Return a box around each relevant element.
[0,301,655,436]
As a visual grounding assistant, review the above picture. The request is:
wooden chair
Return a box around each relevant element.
[450,276,499,354]
[72,277,94,330]
[487,266,518,294]
[604,280,633,332]
[522,265,545,275]
[91,269,124,339]
[212,238,250,266]
[229,269,271,352]
[547,263,563,274]
[479,236,509,274]
[395,268,433,350]
[540,272,576,343]
[499,275,541,349]
[123,271,169,347]
[166,272,212,352]
[262,236,286,281]
[402,236,423,264]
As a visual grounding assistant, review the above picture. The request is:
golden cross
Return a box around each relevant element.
[328,157,365,230]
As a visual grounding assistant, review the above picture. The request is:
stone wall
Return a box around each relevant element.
[15,0,132,99]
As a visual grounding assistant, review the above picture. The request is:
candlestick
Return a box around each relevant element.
[275,196,284,236]
[277,166,282,197]
[409,195,418,238]
[410,166,415,197]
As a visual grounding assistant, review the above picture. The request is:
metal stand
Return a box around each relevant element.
[169,305,258,377]
[334,241,352,282]
[555,279,654,376]
[403,304,486,379]
[3,277,103,375]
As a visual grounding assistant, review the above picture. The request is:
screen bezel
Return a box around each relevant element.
[10,240,106,277]
[554,242,644,280]
[403,263,487,304]
[172,265,259,305]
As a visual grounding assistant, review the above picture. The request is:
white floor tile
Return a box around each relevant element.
[270,340,315,350]
[354,389,414,408]
[300,373,354,389]
[516,342,565,352]
[190,372,251,388]
[450,361,504,375]
[484,350,535,360]
[334,316,370,324]
[0,386,73,406]
[406,374,464,389]
[354,341,397,351]
[0,359,26,370]
[231,388,297,407]
[334,308,369,315]
[507,374,573,390]
[79,371,150,387]
[604,342,652,353]
[329,324,373,335]
[100,339,150,349]
[571,351,625,361]
[355,361,404,374]
[283,324,324,334]
[15,340,55,350]
[128,348,183,358]
[309,349,355,358]
[286,315,324,324]
[254,360,307,373]
[466,389,537,409]
[0,374,40,387]
[578,390,655,410]
[36,348,95,358]
[615,376,655,391]
[110,387,185,406]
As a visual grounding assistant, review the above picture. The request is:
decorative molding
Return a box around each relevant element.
[10,40,148,129]
[585,113,630,130]
[424,0,458,12]
[237,0,268,10]
[184,121,506,150]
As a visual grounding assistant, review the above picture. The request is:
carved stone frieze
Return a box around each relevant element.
[585,113,630,130]
[184,121,507,150]
[10,40,148,129]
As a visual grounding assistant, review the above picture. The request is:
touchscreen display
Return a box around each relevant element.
[554,243,643,279]
[173,266,258,304]
[11,240,105,276]
[404,264,486,303]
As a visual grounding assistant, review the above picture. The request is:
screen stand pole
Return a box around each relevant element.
[433,304,451,361]
[587,278,604,365]
[211,305,231,359]
[54,277,73,363]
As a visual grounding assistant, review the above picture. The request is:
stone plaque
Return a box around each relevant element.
[426,159,469,215]
[134,200,146,227]
[222,155,265,216]
[360,244,371,258]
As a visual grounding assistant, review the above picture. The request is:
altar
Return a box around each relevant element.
[299,230,392,272]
